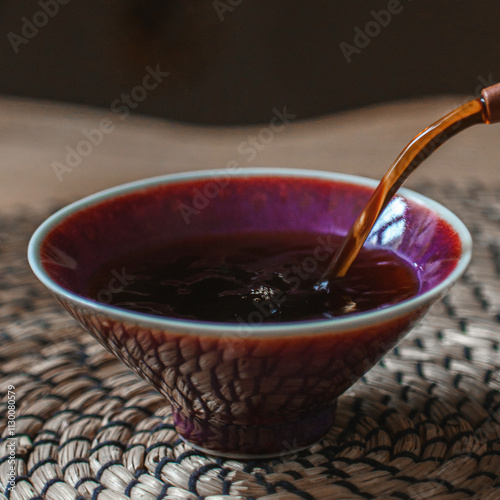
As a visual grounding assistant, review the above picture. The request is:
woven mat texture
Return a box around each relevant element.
[1,183,500,500]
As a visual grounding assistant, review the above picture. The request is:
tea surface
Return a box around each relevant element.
[88,231,419,322]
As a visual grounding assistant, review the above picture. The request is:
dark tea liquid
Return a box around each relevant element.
[88,231,419,323]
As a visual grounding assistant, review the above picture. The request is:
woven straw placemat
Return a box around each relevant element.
[1,183,500,500]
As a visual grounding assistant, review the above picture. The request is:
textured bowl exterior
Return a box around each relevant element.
[29,168,471,456]
[59,297,426,455]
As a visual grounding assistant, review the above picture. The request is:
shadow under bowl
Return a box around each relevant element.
[28,168,471,458]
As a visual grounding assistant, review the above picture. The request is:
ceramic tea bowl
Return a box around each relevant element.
[28,168,471,457]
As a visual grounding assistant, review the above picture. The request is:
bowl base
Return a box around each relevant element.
[179,435,319,460]
[173,402,337,459]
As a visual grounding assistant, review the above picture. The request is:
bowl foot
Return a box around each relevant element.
[172,402,337,458]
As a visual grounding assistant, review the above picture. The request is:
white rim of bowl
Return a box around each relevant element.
[28,167,472,338]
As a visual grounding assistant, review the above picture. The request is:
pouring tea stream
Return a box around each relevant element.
[324,82,500,280]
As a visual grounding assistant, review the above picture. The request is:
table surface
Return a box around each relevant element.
[2,95,499,210]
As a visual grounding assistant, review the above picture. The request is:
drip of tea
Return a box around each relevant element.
[87,231,419,323]
[324,82,500,279]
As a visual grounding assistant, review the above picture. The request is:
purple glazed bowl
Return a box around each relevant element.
[28,168,471,458]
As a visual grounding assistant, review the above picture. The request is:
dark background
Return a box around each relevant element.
[1,0,499,124]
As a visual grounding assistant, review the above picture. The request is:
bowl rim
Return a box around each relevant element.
[28,167,472,338]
